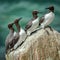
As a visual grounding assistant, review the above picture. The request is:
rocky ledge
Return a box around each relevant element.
[6,28,60,60]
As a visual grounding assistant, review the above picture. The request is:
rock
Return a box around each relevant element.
[5,28,60,60]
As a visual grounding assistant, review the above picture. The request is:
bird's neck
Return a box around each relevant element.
[15,23,20,32]
[33,15,38,20]
[49,10,54,13]
[10,28,14,33]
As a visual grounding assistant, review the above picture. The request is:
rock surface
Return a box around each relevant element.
[6,28,60,60]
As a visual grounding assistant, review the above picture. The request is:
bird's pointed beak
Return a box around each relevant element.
[18,17,22,21]
[12,23,14,25]
[37,11,41,13]
[45,7,49,9]
[19,17,22,20]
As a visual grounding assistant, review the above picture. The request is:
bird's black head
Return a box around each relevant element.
[46,6,54,12]
[32,10,39,15]
[8,23,14,29]
[14,17,22,24]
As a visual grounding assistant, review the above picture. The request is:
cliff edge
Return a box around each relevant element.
[6,28,60,60]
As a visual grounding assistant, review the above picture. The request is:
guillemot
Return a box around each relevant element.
[5,23,16,54]
[39,6,55,31]
[13,18,27,50]
[25,10,40,35]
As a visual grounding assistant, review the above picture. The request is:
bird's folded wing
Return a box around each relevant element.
[25,20,32,30]
[39,16,45,24]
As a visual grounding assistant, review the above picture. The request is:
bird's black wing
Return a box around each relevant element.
[25,20,32,31]
[39,16,45,25]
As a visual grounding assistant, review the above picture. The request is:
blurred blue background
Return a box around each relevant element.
[0,0,60,60]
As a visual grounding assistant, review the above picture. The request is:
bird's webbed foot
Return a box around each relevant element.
[45,29,50,35]
[44,25,53,31]
[44,25,53,35]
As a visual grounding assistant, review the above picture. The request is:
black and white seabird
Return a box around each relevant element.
[39,6,55,31]
[5,23,16,54]
[25,10,40,35]
[13,18,27,50]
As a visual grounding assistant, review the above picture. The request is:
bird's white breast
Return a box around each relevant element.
[27,17,39,35]
[6,31,15,43]
[19,28,26,35]
[13,32,17,36]
[41,12,55,28]
[14,28,27,49]
[18,28,27,41]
